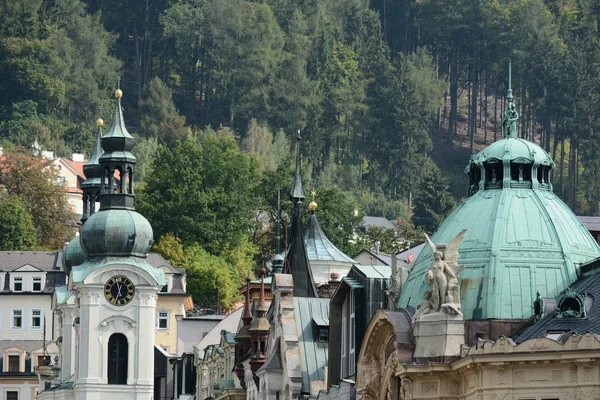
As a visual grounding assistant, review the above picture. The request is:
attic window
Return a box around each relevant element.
[545,331,567,341]
[317,327,329,342]
[312,317,329,343]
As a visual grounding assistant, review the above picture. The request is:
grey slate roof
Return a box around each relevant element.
[0,252,59,271]
[0,340,45,353]
[293,297,329,394]
[304,214,355,263]
[362,216,396,230]
[512,268,600,343]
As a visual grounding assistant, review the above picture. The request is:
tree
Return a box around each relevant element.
[153,233,238,310]
[0,197,37,250]
[0,152,77,249]
[138,77,187,144]
[136,129,261,255]
[412,163,456,234]
[310,186,364,256]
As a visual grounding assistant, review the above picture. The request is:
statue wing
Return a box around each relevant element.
[424,233,436,254]
[444,229,467,270]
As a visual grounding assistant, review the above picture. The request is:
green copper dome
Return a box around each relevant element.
[398,64,600,320]
[80,209,153,257]
[62,236,87,276]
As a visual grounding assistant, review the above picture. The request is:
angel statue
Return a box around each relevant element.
[420,229,467,317]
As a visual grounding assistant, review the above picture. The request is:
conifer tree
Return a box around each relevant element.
[412,164,456,234]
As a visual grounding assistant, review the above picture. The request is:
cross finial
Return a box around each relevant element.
[117,75,121,90]
[311,189,316,201]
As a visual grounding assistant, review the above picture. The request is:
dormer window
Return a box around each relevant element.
[8,355,20,372]
[318,327,329,342]
[484,159,503,189]
[556,288,587,318]
[13,277,22,292]
[312,316,329,343]
[33,277,42,292]
[510,160,532,188]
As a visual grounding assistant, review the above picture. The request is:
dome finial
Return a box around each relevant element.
[502,62,519,139]
[309,189,317,212]
[115,75,123,99]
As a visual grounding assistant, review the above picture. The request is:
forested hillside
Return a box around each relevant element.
[2,0,600,307]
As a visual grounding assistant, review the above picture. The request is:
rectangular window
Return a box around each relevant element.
[38,355,51,367]
[158,311,168,329]
[31,309,42,329]
[12,309,23,329]
[32,277,42,292]
[8,355,20,372]
[7,391,19,400]
[13,277,22,292]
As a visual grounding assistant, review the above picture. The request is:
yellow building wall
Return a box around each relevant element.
[155,295,189,354]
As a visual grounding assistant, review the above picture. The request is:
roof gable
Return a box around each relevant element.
[13,264,43,272]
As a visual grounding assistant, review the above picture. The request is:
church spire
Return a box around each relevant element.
[290,131,306,202]
[284,132,317,297]
[502,62,519,139]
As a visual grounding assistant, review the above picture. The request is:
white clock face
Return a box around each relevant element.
[104,275,135,306]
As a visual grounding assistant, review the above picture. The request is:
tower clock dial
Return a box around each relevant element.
[104,275,135,306]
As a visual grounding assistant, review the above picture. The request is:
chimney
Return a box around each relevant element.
[71,153,85,163]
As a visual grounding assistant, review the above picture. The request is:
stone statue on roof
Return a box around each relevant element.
[414,229,466,322]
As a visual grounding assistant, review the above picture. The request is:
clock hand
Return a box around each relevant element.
[117,283,123,298]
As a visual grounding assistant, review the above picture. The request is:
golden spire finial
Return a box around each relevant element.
[96,118,104,127]
[309,189,317,211]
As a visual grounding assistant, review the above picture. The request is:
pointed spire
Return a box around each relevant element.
[502,62,519,139]
[83,120,104,180]
[250,268,270,364]
[102,78,135,153]
[242,276,253,325]
[98,82,137,211]
[285,134,318,296]
[290,131,306,202]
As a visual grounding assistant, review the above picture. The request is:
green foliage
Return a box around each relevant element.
[310,186,364,256]
[0,151,77,249]
[357,226,401,255]
[134,136,159,183]
[137,129,261,254]
[138,77,187,144]
[0,197,37,250]
[152,233,238,310]
[412,163,456,234]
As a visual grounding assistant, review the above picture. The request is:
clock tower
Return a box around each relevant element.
[68,86,166,400]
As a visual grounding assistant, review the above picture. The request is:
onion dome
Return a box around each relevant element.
[62,237,87,276]
[398,64,600,321]
[80,209,153,257]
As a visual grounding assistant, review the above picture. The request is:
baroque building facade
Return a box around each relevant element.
[37,87,167,400]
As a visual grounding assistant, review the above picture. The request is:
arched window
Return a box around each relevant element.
[107,333,128,384]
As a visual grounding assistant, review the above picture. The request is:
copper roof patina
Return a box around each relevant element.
[398,65,600,320]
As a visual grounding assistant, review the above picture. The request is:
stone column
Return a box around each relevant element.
[137,290,158,386]
[58,305,78,381]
